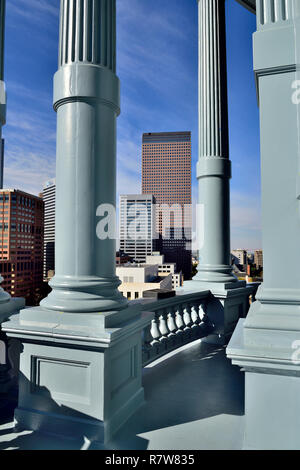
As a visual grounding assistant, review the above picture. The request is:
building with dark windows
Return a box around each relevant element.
[119,194,155,263]
[142,131,192,279]
[0,189,44,303]
[254,249,263,269]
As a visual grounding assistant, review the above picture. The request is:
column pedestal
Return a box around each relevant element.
[227,1,300,449]
[3,307,151,444]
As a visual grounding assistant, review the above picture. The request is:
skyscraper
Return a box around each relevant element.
[254,249,263,269]
[119,194,155,263]
[0,189,44,302]
[42,180,56,280]
[142,131,192,279]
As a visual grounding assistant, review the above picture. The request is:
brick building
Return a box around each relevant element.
[0,189,44,304]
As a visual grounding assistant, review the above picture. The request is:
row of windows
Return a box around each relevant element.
[125,292,140,300]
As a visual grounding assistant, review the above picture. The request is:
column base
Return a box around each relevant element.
[2,305,152,445]
[40,275,128,314]
[184,278,246,296]
[227,318,300,450]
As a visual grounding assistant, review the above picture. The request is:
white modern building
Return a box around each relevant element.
[42,180,56,280]
[116,263,172,300]
[119,194,155,263]
[145,252,183,289]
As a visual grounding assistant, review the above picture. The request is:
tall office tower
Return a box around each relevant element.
[42,180,56,280]
[0,189,44,303]
[142,131,192,279]
[119,194,155,263]
[254,249,263,269]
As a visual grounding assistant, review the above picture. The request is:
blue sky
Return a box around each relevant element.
[3,0,261,250]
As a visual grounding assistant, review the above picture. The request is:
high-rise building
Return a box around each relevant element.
[119,194,155,263]
[254,249,263,269]
[42,180,56,280]
[142,131,192,279]
[0,189,44,303]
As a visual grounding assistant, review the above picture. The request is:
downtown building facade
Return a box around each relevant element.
[119,194,155,263]
[42,180,55,280]
[0,189,44,303]
[142,131,192,279]
[254,249,263,269]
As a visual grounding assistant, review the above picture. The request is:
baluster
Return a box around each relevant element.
[150,315,163,358]
[158,309,170,353]
[190,302,201,339]
[175,305,185,344]
[167,307,177,335]
[191,303,200,327]
[199,302,206,322]
[158,309,169,340]
[150,316,161,344]
[167,306,178,348]
[183,303,193,342]
[183,303,192,330]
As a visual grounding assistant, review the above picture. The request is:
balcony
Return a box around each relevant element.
[1,0,300,452]
[0,341,244,451]
[0,286,257,450]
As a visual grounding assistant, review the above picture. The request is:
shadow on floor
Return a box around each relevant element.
[0,340,244,450]
[107,340,245,450]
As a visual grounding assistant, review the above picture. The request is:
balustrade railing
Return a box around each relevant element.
[0,284,261,396]
[138,291,214,366]
[132,283,261,366]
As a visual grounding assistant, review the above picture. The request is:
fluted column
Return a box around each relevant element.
[41,0,127,313]
[0,0,9,304]
[1,0,149,442]
[193,0,238,288]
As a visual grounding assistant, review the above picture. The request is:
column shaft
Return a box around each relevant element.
[195,0,237,286]
[41,0,126,313]
[0,0,9,303]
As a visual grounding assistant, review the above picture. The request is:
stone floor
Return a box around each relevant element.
[0,340,245,450]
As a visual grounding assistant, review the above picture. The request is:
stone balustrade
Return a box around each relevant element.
[137,291,214,366]
[130,285,259,366]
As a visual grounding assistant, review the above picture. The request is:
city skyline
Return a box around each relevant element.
[1,0,260,250]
